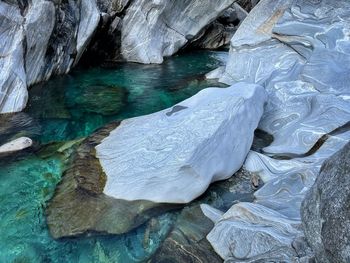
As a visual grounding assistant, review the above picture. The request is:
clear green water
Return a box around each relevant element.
[0,51,226,262]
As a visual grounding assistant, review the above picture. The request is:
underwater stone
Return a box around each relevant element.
[46,123,178,239]
[96,83,267,203]
[66,85,128,116]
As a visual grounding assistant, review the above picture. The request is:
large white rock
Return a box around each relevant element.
[121,0,235,64]
[96,83,267,203]
[75,0,100,63]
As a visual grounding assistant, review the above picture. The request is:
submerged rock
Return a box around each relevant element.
[150,206,222,263]
[121,0,235,63]
[46,123,177,239]
[96,83,266,203]
[0,113,41,143]
[301,142,350,263]
[66,84,128,116]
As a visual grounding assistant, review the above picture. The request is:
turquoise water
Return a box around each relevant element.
[0,51,227,262]
[25,51,227,143]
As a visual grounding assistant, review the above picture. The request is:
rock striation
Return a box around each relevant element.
[0,3,27,113]
[0,0,99,113]
[0,0,249,113]
[121,0,236,63]
[202,0,350,261]
[96,83,266,203]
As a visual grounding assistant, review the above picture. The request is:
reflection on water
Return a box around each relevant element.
[0,51,227,262]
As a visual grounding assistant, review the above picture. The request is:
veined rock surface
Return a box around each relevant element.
[47,84,266,238]
[203,0,350,261]
[96,83,266,203]
[121,0,236,63]
[0,0,100,113]
[0,3,27,113]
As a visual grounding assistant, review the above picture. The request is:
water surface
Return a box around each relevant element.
[0,51,227,262]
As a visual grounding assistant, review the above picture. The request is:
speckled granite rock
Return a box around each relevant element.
[96,83,266,203]
[302,142,350,263]
[121,0,235,63]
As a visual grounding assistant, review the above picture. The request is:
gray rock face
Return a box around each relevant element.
[301,142,350,263]
[0,0,100,113]
[121,0,235,63]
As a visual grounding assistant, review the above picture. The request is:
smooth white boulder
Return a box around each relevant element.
[96,83,267,203]
[0,137,33,154]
